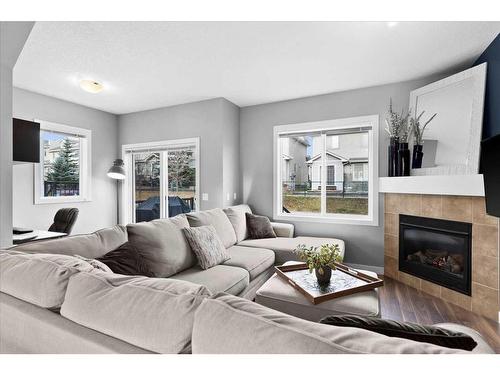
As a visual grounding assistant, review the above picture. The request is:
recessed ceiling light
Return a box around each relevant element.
[79,79,104,94]
[387,22,399,28]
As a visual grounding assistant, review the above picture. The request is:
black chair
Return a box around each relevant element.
[48,208,79,234]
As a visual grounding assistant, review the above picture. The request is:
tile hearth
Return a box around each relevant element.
[384,194,500,321]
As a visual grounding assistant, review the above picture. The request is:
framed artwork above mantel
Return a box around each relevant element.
[408,63,487,176]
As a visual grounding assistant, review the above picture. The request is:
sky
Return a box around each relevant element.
[41,130,67,142]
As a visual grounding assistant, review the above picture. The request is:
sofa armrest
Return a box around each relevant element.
[271,222,294,238]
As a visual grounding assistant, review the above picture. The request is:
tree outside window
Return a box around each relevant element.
[43,135,80,197]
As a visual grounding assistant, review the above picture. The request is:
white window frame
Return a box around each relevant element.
[121,137,200,225]
[34,120,92,204]
[273,115,379,226]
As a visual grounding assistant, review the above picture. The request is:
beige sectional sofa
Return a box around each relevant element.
[0,205,494,354]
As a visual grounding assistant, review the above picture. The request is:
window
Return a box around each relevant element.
[34,121,91,204]
[328,135,339,149]
[122,138,200,223]
[273,115,378,225]
[327,165,335,185]
[352,163,368,181]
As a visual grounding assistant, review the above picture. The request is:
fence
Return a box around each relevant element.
[44,181,79,197]
[282,180,368,197]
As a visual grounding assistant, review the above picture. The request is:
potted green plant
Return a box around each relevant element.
[294,244,342,286]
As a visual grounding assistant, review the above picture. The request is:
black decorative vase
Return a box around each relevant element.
[412,144,423,169]
[315,266,332,286]
[388,137,399,177]
[397,142,410,176]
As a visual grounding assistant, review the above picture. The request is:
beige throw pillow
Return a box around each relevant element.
[183,225,230,269]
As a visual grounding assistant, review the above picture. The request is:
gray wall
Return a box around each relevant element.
[3,30,454,264]
[0,22,34,247]
[0,64,14,248]
[118,97,240,211]
[221,99,241,206]
[12,88,119,234]
[240,75,448,268]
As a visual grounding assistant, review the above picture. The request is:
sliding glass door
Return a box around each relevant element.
[133,151,161,222]
[123,138,199,223]
[167,147,197,217]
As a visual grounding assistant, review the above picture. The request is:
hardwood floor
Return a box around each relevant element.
[379,276,500,353]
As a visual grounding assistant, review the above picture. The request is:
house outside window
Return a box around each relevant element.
[352,163,369,182]
[273,115,378,225]
[34,121,91,204]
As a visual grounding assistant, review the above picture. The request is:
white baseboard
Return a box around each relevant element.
[344,263,384,275]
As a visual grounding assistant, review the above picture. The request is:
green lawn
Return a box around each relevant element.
[283,195,368,215]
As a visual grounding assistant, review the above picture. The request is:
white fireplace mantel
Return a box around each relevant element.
[378,174,485,196]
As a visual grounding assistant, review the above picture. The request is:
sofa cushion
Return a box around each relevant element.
[191,293,466,354]
[239,236,345,264]
[186,208,237,248]
[170,265,249,295]
[96,241,155,277]
[0,293,152,354]
[126,215,196,278]
[270,222,295,238]
[13,225,128,259]
[245,212,276,239]
[223,245,275,280]
[223,204,252,242]
[183,226,230,269]
[0,251,94,309]
[60,272,211,354]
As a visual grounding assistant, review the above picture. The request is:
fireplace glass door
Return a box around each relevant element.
[399,214,472,295]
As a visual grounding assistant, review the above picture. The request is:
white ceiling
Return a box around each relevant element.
[14,22,500,115]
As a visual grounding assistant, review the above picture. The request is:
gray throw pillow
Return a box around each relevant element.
[319,315,477,351]
[245,212,276,239]
[183,226,230,269]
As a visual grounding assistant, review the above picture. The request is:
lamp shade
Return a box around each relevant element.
[107,159,126,180]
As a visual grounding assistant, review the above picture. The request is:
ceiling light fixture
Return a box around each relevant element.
[387,22,399,28]
[79,79,104,94]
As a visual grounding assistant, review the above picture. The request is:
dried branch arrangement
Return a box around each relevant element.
[384,98,410,142]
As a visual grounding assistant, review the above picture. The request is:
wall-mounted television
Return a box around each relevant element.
[13,118,40,163]
[481,133,500,218]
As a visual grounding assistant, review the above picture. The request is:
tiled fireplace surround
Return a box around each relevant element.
[384,193,500,321]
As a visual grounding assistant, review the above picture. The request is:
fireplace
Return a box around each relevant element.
[399,214,472,295]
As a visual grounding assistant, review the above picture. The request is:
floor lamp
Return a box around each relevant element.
[107,159,126,224]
